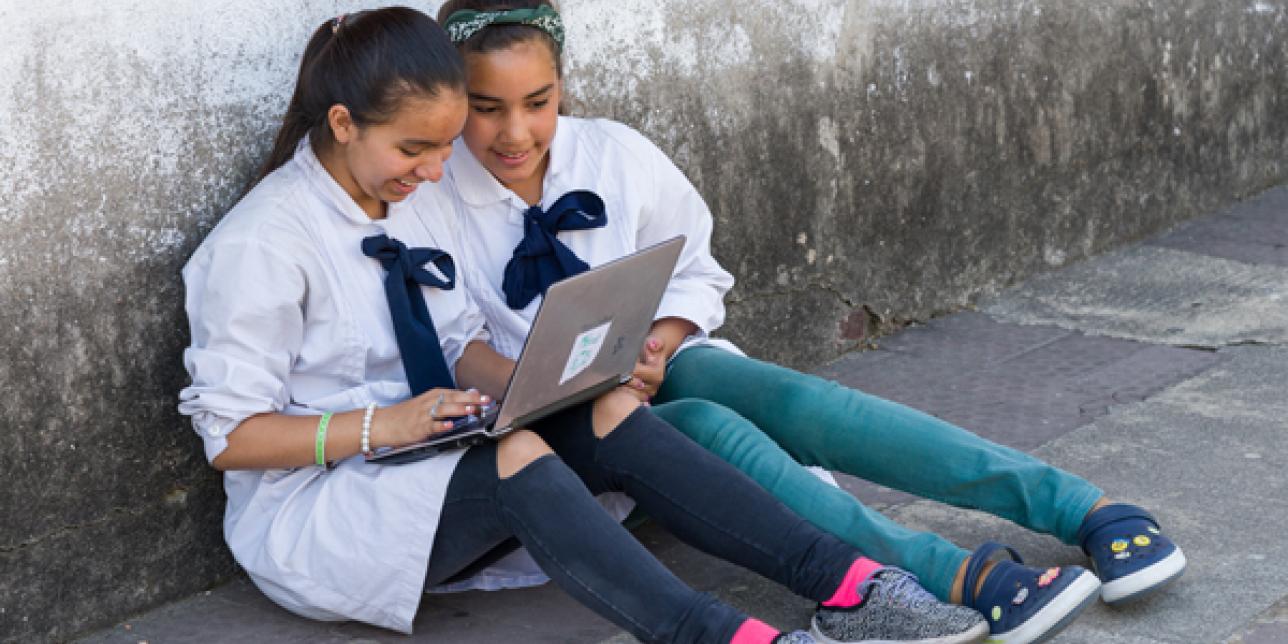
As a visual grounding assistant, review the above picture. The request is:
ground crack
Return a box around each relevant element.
[1178,339,1278,352]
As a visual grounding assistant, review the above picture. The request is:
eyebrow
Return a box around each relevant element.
[468,83,555,102]
[399,138,446,147]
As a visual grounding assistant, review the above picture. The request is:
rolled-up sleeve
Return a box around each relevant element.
[635,142,735,335]
[178,238,306,463]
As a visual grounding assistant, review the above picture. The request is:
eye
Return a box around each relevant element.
[398,147,419,158]
[471,105,499,114]
[530,99,550,109]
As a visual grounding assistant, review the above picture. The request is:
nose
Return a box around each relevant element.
[499,110,529,146]
[413,150,449,183]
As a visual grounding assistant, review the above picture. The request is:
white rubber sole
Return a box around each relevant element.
[1100,546,1187,605]
[984,569,1102,644]
[810,619,989,644]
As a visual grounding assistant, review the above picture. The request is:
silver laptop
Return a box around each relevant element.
[367,235,686,464]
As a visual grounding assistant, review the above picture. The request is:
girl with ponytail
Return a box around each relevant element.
[181,7,990,642]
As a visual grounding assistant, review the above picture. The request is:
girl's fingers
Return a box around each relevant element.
[615,384,648,403]
[423,389,489,406]
[428,402,480,418]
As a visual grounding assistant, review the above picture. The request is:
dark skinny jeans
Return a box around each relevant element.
[424,403,860,644]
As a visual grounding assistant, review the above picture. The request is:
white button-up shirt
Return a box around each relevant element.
[445,116,743,361]
[178,140,548,633]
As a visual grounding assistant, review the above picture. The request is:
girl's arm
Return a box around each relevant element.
[183,236,488,471]
[626,129,732,396]
[211,387,488,471]
[455,339,517,401]
[632,131,735,339]
[627,317,698,400]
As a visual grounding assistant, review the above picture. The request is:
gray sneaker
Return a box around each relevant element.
[775,631,818,644]
[810,568,988,644]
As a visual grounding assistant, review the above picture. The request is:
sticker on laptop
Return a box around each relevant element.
[560,321,612,385]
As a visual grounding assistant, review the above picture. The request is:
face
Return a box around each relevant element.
[461,40,561,201]
[325,89,468,218]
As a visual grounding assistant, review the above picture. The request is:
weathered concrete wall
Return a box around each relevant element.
[564,0,1288,368]
[1,0,1285,640]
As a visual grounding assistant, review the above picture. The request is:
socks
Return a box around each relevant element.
[730,618,780,644]
[822,557,884,608]
[710,558,891,643]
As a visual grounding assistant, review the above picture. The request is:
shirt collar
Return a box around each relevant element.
[447,136,510,208]
[546,114,575,183]
[446,116,576,210]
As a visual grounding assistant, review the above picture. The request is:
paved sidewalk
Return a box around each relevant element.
[81,187,1288,643]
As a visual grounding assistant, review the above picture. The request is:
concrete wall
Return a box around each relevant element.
[1,0,1284,640]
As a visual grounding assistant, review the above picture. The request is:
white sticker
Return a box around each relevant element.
[560,321,612,385]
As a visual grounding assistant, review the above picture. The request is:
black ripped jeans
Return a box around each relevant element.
[423,403,860,644]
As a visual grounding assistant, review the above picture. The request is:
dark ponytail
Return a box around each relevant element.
[436,0,563,78]
[253,7,465,188]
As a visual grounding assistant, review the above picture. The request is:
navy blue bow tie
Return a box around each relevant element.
[362,234,457,396]
[501,190,607,309]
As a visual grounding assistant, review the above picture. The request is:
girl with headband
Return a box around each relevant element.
[436,2,1187,643]
[178,7,986,642]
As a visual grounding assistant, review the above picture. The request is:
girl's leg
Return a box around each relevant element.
[535,393,877,602]
[651,398,967,602]
[534,394,988,643]
[656,347,1103,547]
[425,434,749,643]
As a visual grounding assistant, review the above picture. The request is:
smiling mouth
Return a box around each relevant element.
[395,178,416,188]
[494,149,531,167]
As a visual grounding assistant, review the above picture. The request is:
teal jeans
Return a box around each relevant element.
[651,346,1103,601]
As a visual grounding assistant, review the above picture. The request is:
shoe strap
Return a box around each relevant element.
[1075,503,1157,553]
[962,541,1022,607]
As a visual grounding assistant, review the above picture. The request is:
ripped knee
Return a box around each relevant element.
[591,389,644,438]
[496,429,553,479]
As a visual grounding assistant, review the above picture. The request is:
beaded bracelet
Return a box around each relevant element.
[361,402,378,456]
[315,412,333,466]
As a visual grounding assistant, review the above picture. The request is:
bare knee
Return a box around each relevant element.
[591,389,643,438]
[496,430,553,479]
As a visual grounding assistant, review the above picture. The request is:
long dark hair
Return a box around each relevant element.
[253,7,465,187]
[436,0,563,78]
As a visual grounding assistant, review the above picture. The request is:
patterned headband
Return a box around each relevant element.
[442,5,565,52]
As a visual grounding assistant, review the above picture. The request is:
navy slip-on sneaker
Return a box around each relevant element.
[963,542,1100,644]
[1077,503,1186,605]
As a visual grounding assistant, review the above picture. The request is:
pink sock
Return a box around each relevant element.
[822,557,884,608]
[729,618,780,644]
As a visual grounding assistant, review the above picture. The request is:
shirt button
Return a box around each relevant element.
[206,427,221,437]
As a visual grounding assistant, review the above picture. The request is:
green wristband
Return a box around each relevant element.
[315,412,333,466]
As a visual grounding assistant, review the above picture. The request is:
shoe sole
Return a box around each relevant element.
[1100,547,1186,605]
[810,619,989,644]
[985,569,1101,644]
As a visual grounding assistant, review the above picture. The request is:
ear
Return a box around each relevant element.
[327,104,357,145]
